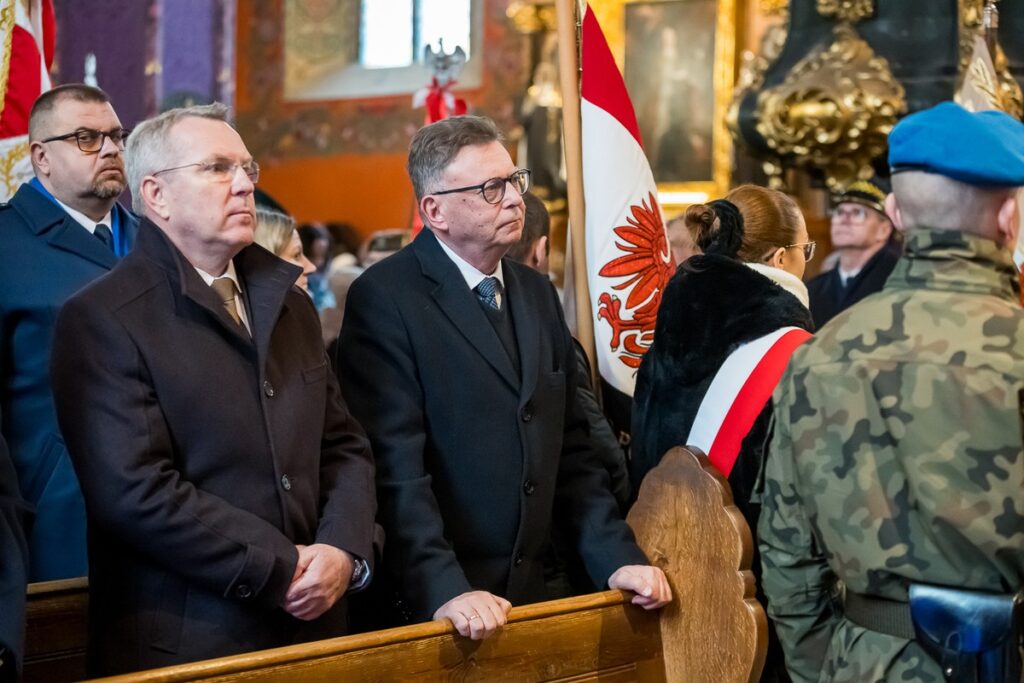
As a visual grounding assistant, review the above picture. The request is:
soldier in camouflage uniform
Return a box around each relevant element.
[759,102,1024,683]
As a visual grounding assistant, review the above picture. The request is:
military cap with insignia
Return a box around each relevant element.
[889,101,1024,187]
[834,176,891,217]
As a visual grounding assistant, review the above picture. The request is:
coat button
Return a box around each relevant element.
[281,474,292,491]
[520,402,533,422]
[263,380,275,397]
[513,552,524,567]
[523,480,535,495]
[236,584,252,599]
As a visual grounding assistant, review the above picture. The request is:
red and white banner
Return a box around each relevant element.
[0,0,54,201]
[581,4,674,396]
[687,327,811,476]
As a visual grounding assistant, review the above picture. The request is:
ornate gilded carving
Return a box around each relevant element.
[507,1,557,34]
[816,0,875,23]
[754,25,906,190]
[759,0,789,15]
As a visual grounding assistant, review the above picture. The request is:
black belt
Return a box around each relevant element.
[843,591,916,640]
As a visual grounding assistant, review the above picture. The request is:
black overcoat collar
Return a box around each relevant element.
[412,229,539,396]
[134,217,301,362]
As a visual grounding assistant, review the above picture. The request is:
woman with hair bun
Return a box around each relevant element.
[630,184,814,683]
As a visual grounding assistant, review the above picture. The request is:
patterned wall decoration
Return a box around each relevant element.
[237,0,529,161]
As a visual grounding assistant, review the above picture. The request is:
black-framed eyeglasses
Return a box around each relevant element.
[40,127,131,153]
[433,168,531,205]
[785,241,816,260]
[152,158,260,184]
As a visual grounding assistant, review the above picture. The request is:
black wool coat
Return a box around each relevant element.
[336,229,645,624]
[51,220,378,676]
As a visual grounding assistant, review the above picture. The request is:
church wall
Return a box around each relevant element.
[235,0,530,236]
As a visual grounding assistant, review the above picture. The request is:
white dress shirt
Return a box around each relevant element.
[435,236,505,309]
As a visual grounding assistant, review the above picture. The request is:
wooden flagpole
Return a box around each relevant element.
[555,0,598,380]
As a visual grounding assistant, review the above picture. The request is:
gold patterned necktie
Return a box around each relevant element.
[210,277,243,328]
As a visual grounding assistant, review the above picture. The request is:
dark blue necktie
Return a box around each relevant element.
[94,223,114,252]
[475,277,502,311]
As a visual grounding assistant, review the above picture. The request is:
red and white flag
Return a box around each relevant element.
[0,0,54,201]
[580,4,674,396]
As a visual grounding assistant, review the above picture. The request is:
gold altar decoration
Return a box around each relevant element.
[816,0,875,23]
[760,0,789,15]
[754,25,906,190]
[507,1,558,34]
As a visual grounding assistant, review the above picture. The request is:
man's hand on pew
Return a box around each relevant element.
[608,565,673,609]
[283,544,355,620]
[433,591,513,641]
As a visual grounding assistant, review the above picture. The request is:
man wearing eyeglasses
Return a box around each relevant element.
[0,83,139,582]
[336,116,671,641]
[49,104,379,675]
[806,176,901,327]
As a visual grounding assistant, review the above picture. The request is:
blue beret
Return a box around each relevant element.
[888,102,1024,187]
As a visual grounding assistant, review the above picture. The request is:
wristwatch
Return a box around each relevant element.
[349,557,370,590]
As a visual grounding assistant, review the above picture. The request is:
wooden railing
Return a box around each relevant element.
[25,446,766,683]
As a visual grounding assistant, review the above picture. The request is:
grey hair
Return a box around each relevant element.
[125,102,232,214]
[407,115,503,200]
[891,171,1015,237]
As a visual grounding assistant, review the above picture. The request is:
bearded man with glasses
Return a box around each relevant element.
[0,84,139,583]
[806,175,901,327]
[49,103,379,675]
[336,115,671,641]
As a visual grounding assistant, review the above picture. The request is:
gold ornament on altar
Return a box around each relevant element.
[754,25,905,190]
[506,1,557,34]
[816,0,875,23]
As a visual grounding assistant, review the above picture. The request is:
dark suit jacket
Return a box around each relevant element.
[0,182,138,581]
[807,243,901,328]
[50,219,378,676]
[0,407,31,683]
[336,229,645,623]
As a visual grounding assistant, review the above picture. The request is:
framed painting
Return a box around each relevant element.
[589,0,736,211]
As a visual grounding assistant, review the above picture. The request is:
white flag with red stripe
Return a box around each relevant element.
[581,4,674,396]
[0,0,55,201]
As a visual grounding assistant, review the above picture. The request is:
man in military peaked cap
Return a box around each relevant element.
[760,101,1024,682]
[806,175,901,327]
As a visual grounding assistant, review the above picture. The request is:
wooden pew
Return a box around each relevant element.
[25,446,767,682]
[23,577,88,683]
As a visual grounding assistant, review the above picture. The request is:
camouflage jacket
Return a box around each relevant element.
[759,229,1024,683]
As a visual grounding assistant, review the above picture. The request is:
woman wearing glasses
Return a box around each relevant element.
[630,184,813,683]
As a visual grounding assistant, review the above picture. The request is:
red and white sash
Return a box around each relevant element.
[686,327,812,477]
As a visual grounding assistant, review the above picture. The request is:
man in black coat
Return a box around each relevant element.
[336,116,670,641]
[0,407,31,683]
[50,104,378,676]
[807,177,902,327]
[0,84,138,581]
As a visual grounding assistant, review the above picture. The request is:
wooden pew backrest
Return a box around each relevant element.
[26,445,766,683]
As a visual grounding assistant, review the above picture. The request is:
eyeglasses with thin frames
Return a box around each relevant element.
[784,241,816,260]
[433,168,531,205]
[40,127,131,153]
[829,205,870,222]
[152,158,260,184]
